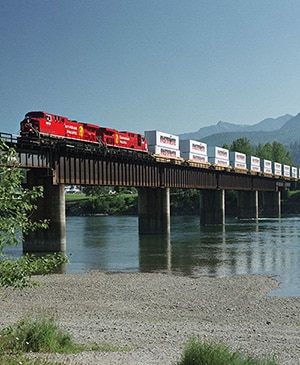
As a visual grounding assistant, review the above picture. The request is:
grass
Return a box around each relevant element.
[0,315,128,365]
[0,356,54,365]
[65,193,88,202]
[175,337,279,365]
[0,315,82,356]
[0,317,280,365]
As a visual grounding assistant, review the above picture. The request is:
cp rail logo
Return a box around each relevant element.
[78,125,84,138]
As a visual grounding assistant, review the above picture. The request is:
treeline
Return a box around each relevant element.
[66,193,138,216]
[289,140,300,165]
[66,189,300,216]
[223,137,294,165]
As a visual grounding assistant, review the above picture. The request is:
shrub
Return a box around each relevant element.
[0,315,82,355]
[0,315,128,364]
[175,337,279,365]
[0,140,69,289]
[0,253,68,289]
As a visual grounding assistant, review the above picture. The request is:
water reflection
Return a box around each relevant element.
[65,215,300,297]
[139,235,172,273]
[5,215,298,297]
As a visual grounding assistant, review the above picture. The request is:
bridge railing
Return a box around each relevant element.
[0,132,19,145]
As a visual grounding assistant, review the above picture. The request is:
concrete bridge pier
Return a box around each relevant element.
[200,189,225,225]
[260,191,281,218]
[23,169,66,253]
[237,190,258,220]
[138,187,170,234]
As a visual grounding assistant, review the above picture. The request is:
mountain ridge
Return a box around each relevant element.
[179,114,293,141]
[179,113,300,164]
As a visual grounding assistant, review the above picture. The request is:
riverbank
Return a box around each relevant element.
[0,272,299,364]
[65,190,300,216]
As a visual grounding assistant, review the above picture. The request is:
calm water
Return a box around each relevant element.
[64,215,300,297]
[5,215,299,297]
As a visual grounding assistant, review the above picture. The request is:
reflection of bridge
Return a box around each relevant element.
[2,132,295,253]
[139,218,299,297]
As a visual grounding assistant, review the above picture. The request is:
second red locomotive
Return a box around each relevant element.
[20,111,148,152]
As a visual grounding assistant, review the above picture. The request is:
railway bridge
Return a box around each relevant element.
[1,133,294,253]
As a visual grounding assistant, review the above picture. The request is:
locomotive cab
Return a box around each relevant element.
[20,111,46,136]
[20,111,68,139]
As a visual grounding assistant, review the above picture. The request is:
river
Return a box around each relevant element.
[5,215,299,297]
[64,215,300,297]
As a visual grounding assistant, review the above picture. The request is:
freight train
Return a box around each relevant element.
[19,111,299,180]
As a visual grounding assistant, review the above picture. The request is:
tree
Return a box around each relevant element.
[228,138,294,165]
[256,141,293,165]
[83,185,108,196]
[0,140,67,288]
[230,137,254,156]
[271,141,293,165]
[222,143,230,150]
[289,141,300,166]
[256,142,272,160]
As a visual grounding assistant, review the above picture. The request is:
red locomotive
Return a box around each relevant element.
[20,111,148,152]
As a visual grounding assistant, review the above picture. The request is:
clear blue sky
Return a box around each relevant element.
[1,0,300,135]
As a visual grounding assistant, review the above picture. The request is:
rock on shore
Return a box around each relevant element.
[0,272,299,364]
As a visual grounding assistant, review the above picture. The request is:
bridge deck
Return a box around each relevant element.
[0,132,294,191]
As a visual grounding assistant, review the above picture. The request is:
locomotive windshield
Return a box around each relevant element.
[25,112,45,118]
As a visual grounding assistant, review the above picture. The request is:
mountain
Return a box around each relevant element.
[200,115,300,147]
[180,121,249,140]
[179,113,300,164]
[179,114,292,141]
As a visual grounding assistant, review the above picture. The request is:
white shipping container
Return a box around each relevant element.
[283,165,290,177]
[231,161,247,170]
[208,146,229,160]
[261,159,272,174]
[273,162,282,175]
[148,145,181,158]
[229,151,246,163]
[145,130,179,150]
[291,166,298,178]
[181,152,208,163]
[180,139,207,155]
[261,159,272,169]
[247,156,260,167]
[208,157,230,167]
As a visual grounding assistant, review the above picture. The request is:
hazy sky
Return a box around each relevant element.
[1,0,300,135]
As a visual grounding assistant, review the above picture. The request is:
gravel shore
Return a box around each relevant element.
[0,272,299,364]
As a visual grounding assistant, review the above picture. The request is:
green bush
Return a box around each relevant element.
[82,194,137,215]
[0,315,129,364]
[0,316,81,355]
[175,337,279,365]
[0,253,68,289]
[0,140,69,289]
[170,190,200,215]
